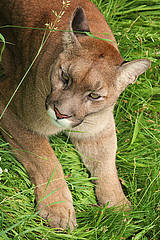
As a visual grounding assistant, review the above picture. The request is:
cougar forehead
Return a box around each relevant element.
[60,38,123,88]
[77,37,123,66]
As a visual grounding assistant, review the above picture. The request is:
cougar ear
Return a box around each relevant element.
[116,59,151,92]
[63,7,90,49]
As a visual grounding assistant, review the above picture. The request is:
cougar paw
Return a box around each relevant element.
[37,201,77,231]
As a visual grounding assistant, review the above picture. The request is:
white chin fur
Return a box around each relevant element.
[47,107,72,129]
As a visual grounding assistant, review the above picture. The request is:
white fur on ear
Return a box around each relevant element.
[63,7,90,49]
[117,59,151,92]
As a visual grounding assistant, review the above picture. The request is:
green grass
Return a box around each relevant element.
[0,0,160,239]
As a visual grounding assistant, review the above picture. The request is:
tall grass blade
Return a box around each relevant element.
[130,111,143,145]
[0,33,5,62]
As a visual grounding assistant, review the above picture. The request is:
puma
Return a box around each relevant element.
[0,0,150,230]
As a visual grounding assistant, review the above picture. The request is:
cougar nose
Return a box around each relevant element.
[54,106,71,119]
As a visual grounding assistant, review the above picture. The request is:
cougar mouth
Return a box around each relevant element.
[47,107,72,129]
[54,106,72,120]
[45,97,84,129]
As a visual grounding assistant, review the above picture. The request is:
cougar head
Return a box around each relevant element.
[45,7,150,129]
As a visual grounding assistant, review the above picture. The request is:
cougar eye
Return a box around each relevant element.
[60,68,70,87]
[88,92,101,100]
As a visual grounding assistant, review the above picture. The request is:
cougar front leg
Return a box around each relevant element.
[1,110,76,230]
[71,124,130,208]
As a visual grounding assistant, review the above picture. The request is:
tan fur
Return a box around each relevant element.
[0,0,150,230]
